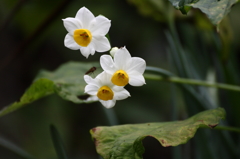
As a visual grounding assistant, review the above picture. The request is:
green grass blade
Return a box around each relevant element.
[50,125,68,159]
[0,137,35,159]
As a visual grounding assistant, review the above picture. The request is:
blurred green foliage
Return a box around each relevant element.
[0,0,240,159]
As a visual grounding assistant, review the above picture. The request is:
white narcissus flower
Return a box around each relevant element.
[100,47,146,87]
[62,7,111,58]
[84,71,130,108]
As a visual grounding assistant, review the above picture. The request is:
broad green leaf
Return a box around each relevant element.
[0,61,100,117]
[35,61,101,104]
[168,0,197,13]
[90,107,225,159]
[168,0,238,25]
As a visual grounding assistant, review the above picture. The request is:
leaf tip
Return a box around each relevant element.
[208,124,218,129]
[91,127,99,133]
[90,127,101,147]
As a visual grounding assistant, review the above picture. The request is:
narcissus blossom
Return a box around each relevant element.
[84,71,130,108]
[100,47,146,86]
[63,7,111,58]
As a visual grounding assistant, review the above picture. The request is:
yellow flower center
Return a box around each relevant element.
[97,86,114,101]
[111,70,129,86]
[73,29,92,47]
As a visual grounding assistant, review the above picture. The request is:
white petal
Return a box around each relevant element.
[100,100,116,108]
[85,95,98,102]
[62,18,82,35]
[126,57,146,74]
[64,34,80,50]
[84,75,92,84]
[75,7,95,29]
[84,85,98,95]
[95,71,106,80]
[91,36,111,52]
[100,55,115,74]
[128,71,146,86]
[113,87,130,100]
[80,44,95,58]
[96,71,113,86]
[84,75,98,86]
[90,15,111,36]
[90,47,96,55]
[87,43,96,55]
[114,47,132,69]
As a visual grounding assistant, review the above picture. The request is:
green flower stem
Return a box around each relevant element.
[200,125,240,133]
[100,104,119,126]
[145,67,240,92]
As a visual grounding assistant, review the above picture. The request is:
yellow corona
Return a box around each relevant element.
[97,86,114,101]
[73,29,92,47]
[111,70,129,86]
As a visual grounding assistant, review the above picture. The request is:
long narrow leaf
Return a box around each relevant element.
[0,137,35,159]
[50,124,68,159]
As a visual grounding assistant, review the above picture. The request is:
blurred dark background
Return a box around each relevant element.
[0,0,240,159]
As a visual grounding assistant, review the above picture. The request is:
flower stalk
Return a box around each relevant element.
[200,125,240,133]
[145,66,240,92]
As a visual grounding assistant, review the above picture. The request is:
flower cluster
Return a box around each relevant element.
[63,7,146,108]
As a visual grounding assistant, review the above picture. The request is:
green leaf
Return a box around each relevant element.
[0,61,100,117]
[168,0,238,25]
[0,137,35,159]
[90,107,225,159]
[0,78,54,117]
[35,61,101,104]
[168,0,196,13]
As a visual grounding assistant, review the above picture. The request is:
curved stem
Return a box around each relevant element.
[99,103,119,126]
[145,66,240,92]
